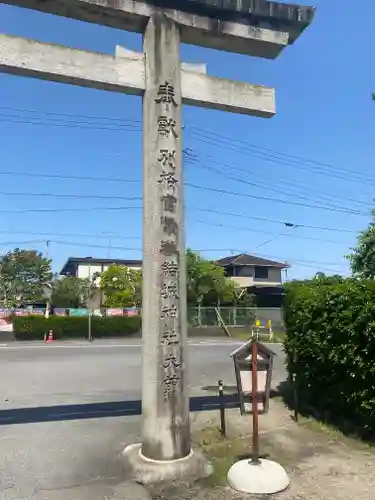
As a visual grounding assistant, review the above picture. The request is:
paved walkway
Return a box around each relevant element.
[0,339,286,499]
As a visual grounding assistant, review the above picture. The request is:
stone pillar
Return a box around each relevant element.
[123,13,211,483]
[141,12,190,461]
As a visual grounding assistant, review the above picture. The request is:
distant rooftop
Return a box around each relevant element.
[60,252,289,275]
[60,257,142,275]
[216,253,289,268]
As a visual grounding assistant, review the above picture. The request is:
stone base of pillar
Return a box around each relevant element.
[122,443,212,485]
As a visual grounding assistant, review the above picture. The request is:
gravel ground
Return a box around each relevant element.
[146,401,375,500]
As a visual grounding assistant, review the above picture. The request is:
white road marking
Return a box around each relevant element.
[0,340,243,350]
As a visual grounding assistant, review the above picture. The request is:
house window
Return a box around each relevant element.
[236,266,252,277]
[225,266,234,277]
[254,266,269,279]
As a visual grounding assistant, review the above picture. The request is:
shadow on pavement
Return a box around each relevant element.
[0,394,243,426]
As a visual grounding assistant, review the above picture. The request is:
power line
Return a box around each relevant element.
[193,249,348,273]
[191,207,359,234]
[0,206,142,214]
[0,105,141,124]
[253,226,296,250]
[0,183,363,233]
[190,218,351,245]
[0,219,353,247]
[186,182,368,216]
[188,127,375,185]
[0,234,347,270]
[0,115,141,132]
[0,111,368,225]
[2,103,371,186]
[195,160,364,214]
[0,237,347,274]
[194,249,347,268]
[0,177,366,216]
[192,151,372,210]
[0,181,366,216]
[0,240,47,246]
[189,133,369,187]
[50,240,348,272]
[51,240,141,251]
[284,262,348,275]
[0,191,141,201]
[0,170,140,183]
[0,229,140,240]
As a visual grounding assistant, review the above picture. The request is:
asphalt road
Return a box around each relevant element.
[0,339,286,499]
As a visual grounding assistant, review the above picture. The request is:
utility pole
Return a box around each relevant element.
[86,257,93,342]
[45,240,50,259]
[284,262,289,282]
[103,231,112,258]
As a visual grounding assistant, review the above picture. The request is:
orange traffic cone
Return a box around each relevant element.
[46,329,53,343]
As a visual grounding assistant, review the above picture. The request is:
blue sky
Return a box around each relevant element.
[0,0,374,278]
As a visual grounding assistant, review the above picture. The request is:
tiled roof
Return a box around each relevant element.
[216,253,289,268]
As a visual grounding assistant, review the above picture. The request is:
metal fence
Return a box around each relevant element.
[187,307,284,329]
[1,305,283,329]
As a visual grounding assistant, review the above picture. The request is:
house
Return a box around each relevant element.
[60,257,142,308]
[59,253,289,308]
[216,253,288,289]
[60,257,142,280]
[216,253,289,308]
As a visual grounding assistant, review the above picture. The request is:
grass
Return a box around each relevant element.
[298,416,345,440]
[296,415,374,451]
[193,409,375,491]
[194,418,292,486]
[194,427,251,486]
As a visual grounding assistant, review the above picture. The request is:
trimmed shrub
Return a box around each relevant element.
[13,315,141,340]
[284,276,375,436]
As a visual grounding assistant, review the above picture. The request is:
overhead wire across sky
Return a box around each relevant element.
[0,104,366,275]
[0,237,346,275]
[187,126,375,186]
[1,104,374,186]
[0,192,361,244]
[187,150,373,211]
[0,171,369,218]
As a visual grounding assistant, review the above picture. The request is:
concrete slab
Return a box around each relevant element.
[122,443,212,484]
[0,341,286,497]
[0,34,276,117]
[0,416,142,499]
[0,0,292,58]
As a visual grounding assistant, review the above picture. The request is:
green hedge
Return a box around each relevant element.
[284,276,375,436]
[13,315,141,340]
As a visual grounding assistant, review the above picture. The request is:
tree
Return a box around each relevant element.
[347,209,375,278]
[98,251,236,308]
[186,249,235,305]
[0,248,52,308]
[233,287,254,308]
[100,264,142,307]
[51,276,94,308]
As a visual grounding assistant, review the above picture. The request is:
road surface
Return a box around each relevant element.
[0,339,286,499]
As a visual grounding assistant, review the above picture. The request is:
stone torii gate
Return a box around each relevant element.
[0,0,314,483]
